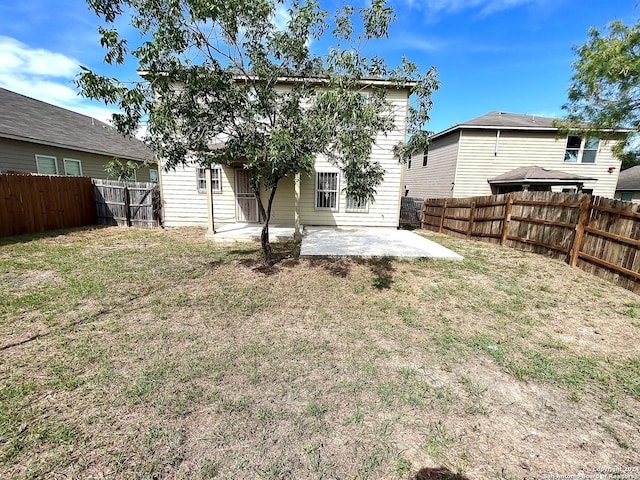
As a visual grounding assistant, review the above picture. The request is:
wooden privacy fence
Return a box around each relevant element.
[0,174,96,237]
[93,179,161,228]
[421,191,640,293]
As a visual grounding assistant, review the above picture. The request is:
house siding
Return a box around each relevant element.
[160,87,409,228]
[298,88,407,227]
[0,137,154,181]
[403,131,459,199]
[452,129,621,198]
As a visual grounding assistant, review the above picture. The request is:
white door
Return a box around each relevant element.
[235,169,259,222]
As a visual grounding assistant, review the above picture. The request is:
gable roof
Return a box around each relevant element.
[431,111,632,142]
[0,87,153,162]
[488,166,597,185]
[432,111,558,140]
[616,165,640,191]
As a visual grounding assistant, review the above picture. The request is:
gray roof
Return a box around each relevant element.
[616,165,640,191]
[0,87,153,162]
[433,111,558,140]
[432,110,631,141]
[489,166,597,184]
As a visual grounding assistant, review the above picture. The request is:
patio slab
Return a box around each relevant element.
[206,223,296,243]
[300,227,464,260]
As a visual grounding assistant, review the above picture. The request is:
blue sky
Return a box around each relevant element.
[0,0,637,134]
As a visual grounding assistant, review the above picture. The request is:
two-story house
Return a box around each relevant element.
[160,78,412,230]
[403,111,623,199]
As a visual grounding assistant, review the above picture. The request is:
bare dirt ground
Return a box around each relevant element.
[1,226,638,479]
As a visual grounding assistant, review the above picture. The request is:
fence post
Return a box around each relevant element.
[439,200,447,233]
[569,194,591,267]
[467,201,476,239]
[124,185,131,227]
[501,194,513,246]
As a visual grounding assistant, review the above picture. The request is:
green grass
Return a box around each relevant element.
[1,227,639,478]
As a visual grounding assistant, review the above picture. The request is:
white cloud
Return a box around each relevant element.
[409,0,550,16]
[0,35,118,126]
[273,4,291,32]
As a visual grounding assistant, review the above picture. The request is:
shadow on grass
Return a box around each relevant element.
[415,467,470,480]
[356,256,396,289]
[306,256,396,289]
[235,240,301,275]
[0,225,110,246]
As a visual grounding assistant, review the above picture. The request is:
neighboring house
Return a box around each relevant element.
[160,80,411,230]
[403,111,624,199]
[0,87,156,181]
[615,165,640,203]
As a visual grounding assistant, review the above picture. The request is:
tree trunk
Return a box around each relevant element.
[253,180,279,266]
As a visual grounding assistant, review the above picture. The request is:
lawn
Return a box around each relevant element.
[1,226,639,479]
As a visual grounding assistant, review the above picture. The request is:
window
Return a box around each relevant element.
[564,136,599,163]
[582,188,594,195]
[345,194,368,213]
[35,155,58,174]
[211,166,222,194]
[422,148,428,167]
[621,192,633,202]
[407,158,412,169]
[63,158,82,176]
[316,172,339,210]
[149,169,158,183]
[196,167,207,193]
[196,166,222,194]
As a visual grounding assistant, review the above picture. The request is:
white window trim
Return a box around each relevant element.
[315,171,340,211]
[35,155,58,174]
[564,136,599,164]
[63,158,83,176]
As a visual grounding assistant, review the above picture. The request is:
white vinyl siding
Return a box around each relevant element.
[63,158,82,176]
[35,155,58,174]
[453,130,620,198]
[162,163,237,227]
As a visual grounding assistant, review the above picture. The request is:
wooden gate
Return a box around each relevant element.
[93,179,161,228]
[234,169,258,222]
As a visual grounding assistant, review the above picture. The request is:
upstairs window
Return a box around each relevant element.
[63,158,82,176]
[564,136,599,163]
[422,148,429,167]
[149,169,158,183]
[35,155,58,174]
[316,172,339,210]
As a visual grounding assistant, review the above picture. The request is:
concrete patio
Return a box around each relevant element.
[207,223,463,260]
[300,226,463,260]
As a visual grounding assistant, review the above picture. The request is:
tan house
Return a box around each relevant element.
[0,87,156,181]
[615,165,640,203]
[403,111,623,199]
[160,81,411,230]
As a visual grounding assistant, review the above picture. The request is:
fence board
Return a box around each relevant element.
[421,191,640,294]
[0,174,96,237]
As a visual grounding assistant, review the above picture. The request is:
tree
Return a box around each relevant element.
[104,158,139,180]
[561,18,640,169]
[78,0,438,264]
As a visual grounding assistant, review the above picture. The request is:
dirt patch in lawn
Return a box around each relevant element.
[1,227,639,479]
